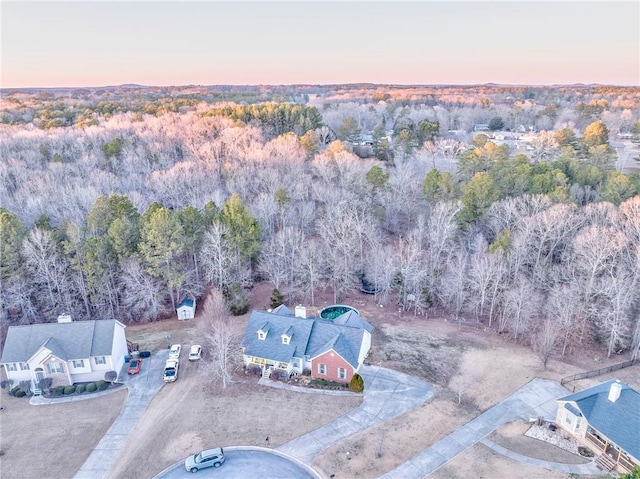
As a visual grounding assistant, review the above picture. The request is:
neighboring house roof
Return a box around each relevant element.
[0,320,122,363]
[559,379,640,460]
[242,309,372,368]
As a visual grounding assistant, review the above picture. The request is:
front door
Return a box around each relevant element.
[35,368,44,386]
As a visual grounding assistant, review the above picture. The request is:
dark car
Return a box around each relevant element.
[127,359,142,374]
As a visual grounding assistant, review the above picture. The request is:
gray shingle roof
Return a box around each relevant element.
[559,379,640,460]
[242,309,370,368]
[243,311,314,363]
[333,310,374,333]
[0,320,120,363]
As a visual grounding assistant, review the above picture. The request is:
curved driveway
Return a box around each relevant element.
[277,365,434,464]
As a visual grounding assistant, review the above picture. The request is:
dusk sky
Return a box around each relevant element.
[2,1,639,88]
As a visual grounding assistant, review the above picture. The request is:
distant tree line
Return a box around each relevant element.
[1,91,639,366]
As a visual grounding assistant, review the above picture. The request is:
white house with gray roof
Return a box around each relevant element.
[556,379,640,473]
[241,305,373,383]
[0,318,128,391]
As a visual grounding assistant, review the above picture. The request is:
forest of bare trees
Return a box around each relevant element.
[1,84,639,364]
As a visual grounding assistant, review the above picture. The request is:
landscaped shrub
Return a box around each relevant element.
[15,389,26,397]
[104,371,117,383]
[63,385,76,395]
[1,379,14,389]
[245,364,262,376]
[19,380,31,394]
[75,384,86,394]
[96,380,108,390]
[9,386,20,396]
[53,385,65,396]
[578,446,595,458]
[269,369,289,382]
[85,383,97,393]
[37,377,53,393]
[349,373,365,393]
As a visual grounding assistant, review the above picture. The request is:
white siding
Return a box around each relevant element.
[110,322,128,379]
[2,364,31,383]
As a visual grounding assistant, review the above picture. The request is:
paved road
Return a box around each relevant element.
[277,364,434,464]
[157,448,320,479]
[379,378,601,478]
[73,350,168,479]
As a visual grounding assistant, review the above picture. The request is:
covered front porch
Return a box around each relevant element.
[247,356,295,378]
[585,427,638,473]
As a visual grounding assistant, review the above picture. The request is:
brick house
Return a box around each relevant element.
[241,305,373,383]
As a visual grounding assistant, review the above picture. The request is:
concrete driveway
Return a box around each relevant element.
[156,447,320,479]
[379,378,601,478]
[276,365,434,464]
[74,349,168,479]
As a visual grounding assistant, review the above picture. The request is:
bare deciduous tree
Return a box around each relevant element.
[199,289,242,388]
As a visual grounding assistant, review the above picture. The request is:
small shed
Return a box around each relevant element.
[176,294,196,320]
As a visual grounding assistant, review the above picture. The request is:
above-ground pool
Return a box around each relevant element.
[319,304,360,320]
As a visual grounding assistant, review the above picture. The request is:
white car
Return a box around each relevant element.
[163,359,179,383]
[188,345,202,361]
[169,344,182,360]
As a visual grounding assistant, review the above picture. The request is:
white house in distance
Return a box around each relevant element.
[0,315,128,391]
[176,294,196,320]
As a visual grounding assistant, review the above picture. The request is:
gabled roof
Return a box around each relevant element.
[309,332,359,368]
[333,310,373,333]
[242,308,371,369]
[177,297,194,309]
[0,320,123,364]
[558,379,640,460]
[242,311,314,364]
[271,304,294,316]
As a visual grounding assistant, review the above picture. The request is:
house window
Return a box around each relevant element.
[73,360,84,368]
[292,358,301,369]
[318,364,327,375]
[282,335,290,345]
[338,367,347,380]
[258,331,266,340]
[20,363,30,371]
[47,362,63,374]
[95,356,106,365]
[6,363,17,372]
[564,413,573,427]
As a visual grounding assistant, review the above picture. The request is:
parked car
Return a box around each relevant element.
[188,345,202,361]
[138,350,151,358]
[184,447,225,473]
[163,359,179,382]
[169,344,182,360]
[127,359,142,375]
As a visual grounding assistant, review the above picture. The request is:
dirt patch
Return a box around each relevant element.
[109,373,361,479]
[490,421,589,464]
[431,442,595,479]
[0,389,126,479]
[313,397,475,479]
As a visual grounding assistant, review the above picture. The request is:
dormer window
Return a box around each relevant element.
[281,326,293,345]
[257,322,270,340]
